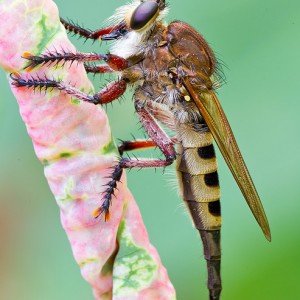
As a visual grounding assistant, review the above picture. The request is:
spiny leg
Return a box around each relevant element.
[23,50,128,72]
[11,73,127,105]
[94,156,176,221]
[94,106,177,219]
[60,18,128,41]
[118,138,177,155]
[59,19,128,74]
[12,47,130,105]
[84,64,114,75]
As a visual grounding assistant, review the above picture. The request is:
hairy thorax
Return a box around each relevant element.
[122,21,217,126]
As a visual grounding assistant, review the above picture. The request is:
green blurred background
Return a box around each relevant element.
[0,0,299,299]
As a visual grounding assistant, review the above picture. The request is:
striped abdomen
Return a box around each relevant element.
[176,123,222,300]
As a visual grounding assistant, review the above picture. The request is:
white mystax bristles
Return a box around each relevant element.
[108,0,169,59]
[106,0,140,27]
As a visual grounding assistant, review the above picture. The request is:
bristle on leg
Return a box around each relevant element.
[94,163,123,221]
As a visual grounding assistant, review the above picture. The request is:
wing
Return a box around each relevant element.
[184,79,271,241]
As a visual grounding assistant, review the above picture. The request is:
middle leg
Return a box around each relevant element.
[22,51,129,72]
[11,73,127,105]
[60,18,128,41]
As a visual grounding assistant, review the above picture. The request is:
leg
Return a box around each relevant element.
[118,139,157,156]
[11,73,127,105]
[94,106,177,220]
[118,137,178,155]
[84,64,114,74]
[61,18,128,41]
[23,50,128,72]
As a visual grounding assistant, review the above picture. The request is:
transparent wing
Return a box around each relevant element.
[184,79,271,241]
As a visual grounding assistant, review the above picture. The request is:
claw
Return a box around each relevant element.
[93,204,110,221]
[10,72,21,79]
[104,210,110,221]
[22,51,34,59]
[93,206,102,218]
[22,52,37,72]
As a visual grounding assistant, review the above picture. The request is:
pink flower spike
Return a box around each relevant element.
[0,0,176,299]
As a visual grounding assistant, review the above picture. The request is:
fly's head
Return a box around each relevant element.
[111,0,168,35]
[127,0,167,31]
[108,1,169,58]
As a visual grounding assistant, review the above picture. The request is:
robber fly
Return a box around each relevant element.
[11,0,271,299]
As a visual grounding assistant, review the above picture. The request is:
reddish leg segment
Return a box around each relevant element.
[94,107,177,220]
[11,74,127,105]
[118,139,157,155]
[61,18,128,41]
[118,137,178,155]
[19,50,129,102]
[84,64,113,74]
[136,106,176,160]
[23,51,128,72]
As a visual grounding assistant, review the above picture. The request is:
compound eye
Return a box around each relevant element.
[130,1,159,31]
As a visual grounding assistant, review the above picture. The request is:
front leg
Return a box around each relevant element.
[61,18,128,41]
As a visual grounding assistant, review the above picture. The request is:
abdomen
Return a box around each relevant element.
[176,123,221,230]
[176,122,222,299]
